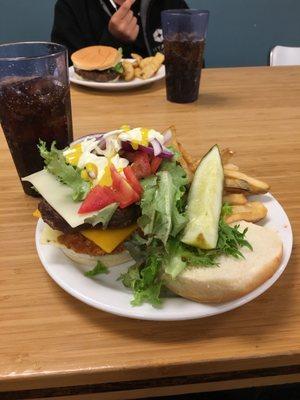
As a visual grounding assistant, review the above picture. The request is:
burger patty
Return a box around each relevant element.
[38,200,140,233]
[74,67,119,82]
[58,233,125,256]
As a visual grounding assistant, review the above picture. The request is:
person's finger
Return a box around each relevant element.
[121,10,134,24]
[124,17,138,40]
[130,24,139,40]
[126,16,137,32]
[115,0,136,19]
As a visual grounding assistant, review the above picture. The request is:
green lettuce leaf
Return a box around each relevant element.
[85,261,109,277]
[138,159,188,246]
[123,204,254,304]
[152,171,173,245]
[38,141,90,202]
[84,203,118,228]
[120,240,163,306]
[160,160,189,236]
[113,62,124,74]
[138,176,158,236]
[163,238,186,279]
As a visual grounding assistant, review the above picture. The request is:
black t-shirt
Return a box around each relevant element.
[130,0,146,54]
[51,0,188,59]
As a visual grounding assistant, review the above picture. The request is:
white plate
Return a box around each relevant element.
[36,193,293,321]
[69,60,165,91]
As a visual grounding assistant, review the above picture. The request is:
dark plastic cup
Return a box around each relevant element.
[161,10,209,103]
[0,42,73,196]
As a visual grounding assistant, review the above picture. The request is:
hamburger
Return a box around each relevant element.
[71,45,123,83]
[23,127,174,267]
[24,127,282,307]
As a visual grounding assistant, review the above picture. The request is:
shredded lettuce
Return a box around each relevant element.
[160,160,189,236]
[85,261,109,277]
[120,240,163,306]
[138,159,189,245]
[122,198,253,306]
[84,203,118,227]
[113,62,124,74]
[38,141,90,202]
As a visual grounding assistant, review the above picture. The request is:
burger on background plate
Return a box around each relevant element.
[71,45,123,83]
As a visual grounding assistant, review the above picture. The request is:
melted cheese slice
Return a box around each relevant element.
[33,209,41,218]
[81,224,137,253]
[23,170,100,228]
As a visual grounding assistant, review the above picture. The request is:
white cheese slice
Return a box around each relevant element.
[22,170,100,228]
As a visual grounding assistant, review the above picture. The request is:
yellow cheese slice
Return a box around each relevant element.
[81,224,137,253]
[33,209,41,218]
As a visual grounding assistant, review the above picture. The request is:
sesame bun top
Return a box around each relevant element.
[71,46,122,71]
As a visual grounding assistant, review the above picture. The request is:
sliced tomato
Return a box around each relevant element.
[78,185,116,214]
[111,167,140,208]
[150,156,163,174]
[123,166,143,195]
[131,152,151,179]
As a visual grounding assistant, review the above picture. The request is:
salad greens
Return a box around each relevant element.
[85,261,109,277]
[38,141,90,201]
[113,62,124,74]
[120,159,253,307]
[84,203,118,228]
[138,160,188,245]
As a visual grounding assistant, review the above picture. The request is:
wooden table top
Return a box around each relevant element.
[1,66,300,398]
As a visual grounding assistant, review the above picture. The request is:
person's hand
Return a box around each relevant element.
[108,0,139,43]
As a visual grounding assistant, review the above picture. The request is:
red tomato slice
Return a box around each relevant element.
[150,156,163,174]
[131,152,151,179]
[123,166,143,195]
[78,186,116,214]
[111,167,140,208]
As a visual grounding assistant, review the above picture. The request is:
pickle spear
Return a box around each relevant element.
[181,145,224,249]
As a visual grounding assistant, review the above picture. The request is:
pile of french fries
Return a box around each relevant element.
[122,52,165,81]
[170,127,270,225]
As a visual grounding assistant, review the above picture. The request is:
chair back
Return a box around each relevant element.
[270,45,300,66]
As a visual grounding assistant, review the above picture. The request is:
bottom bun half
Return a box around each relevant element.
[61,247,132,267]
[41,223,132,267]
[165,221,283,303]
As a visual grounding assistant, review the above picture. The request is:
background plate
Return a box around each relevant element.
[36,193,293,321]
[69,60,165,91]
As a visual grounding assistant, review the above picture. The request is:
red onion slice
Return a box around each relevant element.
[150,138,163,156]
[71,133,104,145]
[160,148,174,158]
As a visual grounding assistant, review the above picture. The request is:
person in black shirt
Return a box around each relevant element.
[51,0,188,60]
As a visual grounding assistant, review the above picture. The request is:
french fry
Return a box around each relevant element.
[131,59,139,68]
[225,178,251,193]
[131,53,143,66]
[177,142,200,180]
[177,142,195,166]
[171,129,193,182]
[155,52,165,64]
[140,64,157,79]
[134,67,143,78]
[223,163,239,171]
[128,52,164,81]
[190,159,200,173]
[140,57,154,69]
[122,61,135,81]
[223,193,248,205]
[221,148,235,165]
[224,202,267,224]
[224,170,270,194]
